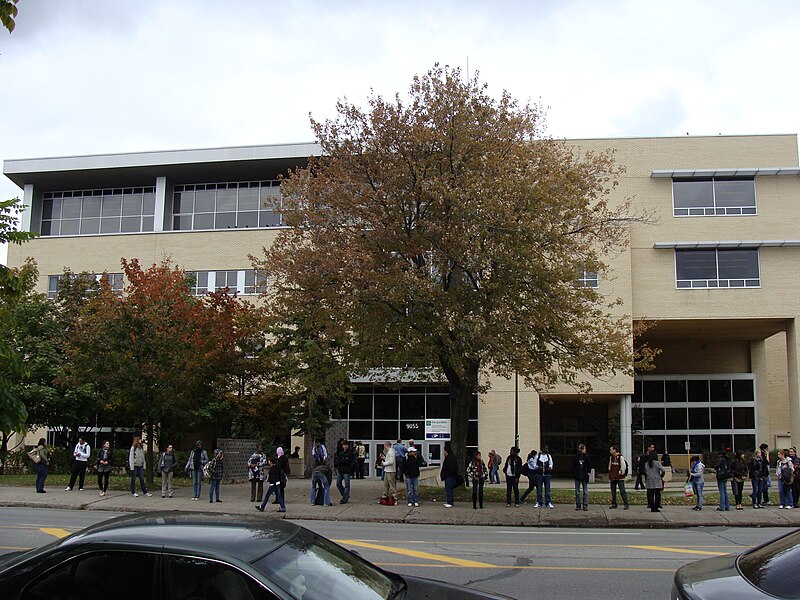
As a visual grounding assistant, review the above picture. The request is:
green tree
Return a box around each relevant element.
[0,0,18,33]
[256,65,639,470]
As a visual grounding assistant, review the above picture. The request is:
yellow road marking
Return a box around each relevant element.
[0,545,31,550]
[39,528,72,539]
[337,540,493,568]
[628,545,729,557]
[373,562,676,572]
[353,540,740,549]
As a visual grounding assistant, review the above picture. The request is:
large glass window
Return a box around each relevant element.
[41,188,155,236]
[673,178,756,216]
[186,269,265,296]
[172,181,283,231]
[48,272,123,299]
[675,249,760,289]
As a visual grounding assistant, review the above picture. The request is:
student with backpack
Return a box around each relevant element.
[255,456,286,513]
[207,449,224,503]
[519,449,539,504]
[247,445,266,503]
[688,455,705,510]
[608,445,630,510]
[573,444,590,511]
[748,448,769,508]
[777,449,795,509]
[714,451,731,511]
[535,445,554,508]
[503,446,522,507]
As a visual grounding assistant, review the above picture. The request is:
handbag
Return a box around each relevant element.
[684,482,694,497]
[28,449,42,464]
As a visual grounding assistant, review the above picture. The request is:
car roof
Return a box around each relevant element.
[60,512,301,563]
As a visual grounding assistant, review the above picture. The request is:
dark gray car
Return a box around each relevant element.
[0,511,511,600]
[672,528,800,599]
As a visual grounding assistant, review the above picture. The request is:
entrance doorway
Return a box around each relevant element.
[424,441,443,469]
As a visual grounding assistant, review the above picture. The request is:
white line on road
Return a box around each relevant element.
[498,531,641,535]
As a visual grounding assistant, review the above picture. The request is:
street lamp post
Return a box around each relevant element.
[514,371,520,448]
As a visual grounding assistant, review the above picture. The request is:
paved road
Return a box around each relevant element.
[0,508,794,599]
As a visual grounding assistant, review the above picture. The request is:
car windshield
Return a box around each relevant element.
[251,529,398,600]
[737,529,800,599]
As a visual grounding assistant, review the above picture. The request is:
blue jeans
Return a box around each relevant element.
[130,465,147,494]
[763,474,771,504]
[489,465,500,484]
[191,469,204,498]
[574,480,588,508]
[406,477,419,504]
[259,483,285,511]
[444,476,456,505]
[693,480,704,508]
[537,474,552,504]
[520,474,539,503]
[209,478,221,501]
[751,478,764,505]
[311,471,330,505]
[336,473,351,502]
[717,479,730,510]
[779,478,794,507]
[34,463,48,492]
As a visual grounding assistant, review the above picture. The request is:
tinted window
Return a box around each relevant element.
[717,250,759,280]
[23,551,157,600]
[673,180,714,208]
[166,555,276,600]
[714,179,755,208]
[676,251,717,281]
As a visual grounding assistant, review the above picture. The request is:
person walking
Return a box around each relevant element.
[256,456,286,513]
[355,441,366,480]
[310,459,332,506]
[96,440,112,497]
[519,449,539,505]
[536,445,555,509]
[467,451,488,509]
[440,445,459,508]
[276,447,291,503]
[248,445,266,503]
[157,443,177,498]
[608,445,630,510]
[334,440,356,504]
[688,455,705,510]
[777,449,795,509]
[488,449,500,484]
[573,443,590,511]
[65,436,91,491]
[503,446,522,507]
[730,450,748,510]
[185,440,208,501]
[714,451,731,511]
[32,438,49,494]
[381,441,397,504]
[128,437,151,497]
[749,448,769,508]
[644,451,665,512]
[404,446,421,507]
[207,449,224,503]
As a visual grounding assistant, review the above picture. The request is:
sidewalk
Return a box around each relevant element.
[2,478,799,529]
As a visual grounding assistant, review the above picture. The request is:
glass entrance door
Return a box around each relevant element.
[425,442,443,469]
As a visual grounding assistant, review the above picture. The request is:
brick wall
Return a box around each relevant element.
[217,438,260,482]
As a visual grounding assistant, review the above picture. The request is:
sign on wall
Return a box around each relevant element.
[425,419,451,440]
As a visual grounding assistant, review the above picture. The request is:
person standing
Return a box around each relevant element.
[185,440,208,501]
[256,456,286,513]
[248,445,266,503]
[290,446,301,459]
[790,447,800,508]
[714,451,731,511]
[688,455,705,510]
[393,439,407,483]
[749,448,769,508]
[503,446,522,507]
[759,443,771,505]
[157,443,177,498]
[777,449,795,509]
[311,440,328,467]
[573,444,590,511]
[608,445,630,510]
[467,451,488,509]
[404,446,421,507]
[488,449,500,484]
[276,447,291,503]
[208,449,224,503]
[536,445,555,508]
[440,445,459,508]
[334,440,356,504]
[128,437,151,497]
[634,453,645,490]
[660,450,672,469]
[644,451,665,512]
[381,441,397,504]
[65,436,91,491]
[33,438,49,494]
[310,459,333,506]
[96,441,113,497]
[519,449,539,504]
[730,450,748,510]
[355,441,366,479]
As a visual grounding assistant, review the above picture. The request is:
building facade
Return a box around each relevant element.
[4,135,800,471]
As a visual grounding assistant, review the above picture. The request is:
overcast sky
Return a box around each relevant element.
[2,0,800,263]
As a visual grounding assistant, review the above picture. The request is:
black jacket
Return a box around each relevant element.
[404,454,421,478]
[749,456,769,479]
[440,454,459,480]
[503,454,523,479]
[334,449,356,475]
[572,453,590,483]
[266,463,283,486]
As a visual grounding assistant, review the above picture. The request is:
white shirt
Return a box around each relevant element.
[73,442,91,462]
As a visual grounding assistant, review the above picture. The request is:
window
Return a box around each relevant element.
[166,555,276,600]
[186,269,263,295]
[675,249,760,288]
[41,188,155,236]
[48,273,123,299]
[576,270,599,288]
[23,551,158,600]
[172,181,283,231]
[673,178,756,216]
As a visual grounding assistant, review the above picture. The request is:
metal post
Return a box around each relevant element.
[514,371,520,448]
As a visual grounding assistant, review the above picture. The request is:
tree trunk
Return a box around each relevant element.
[146,419,155,485]
[440,355,480,479]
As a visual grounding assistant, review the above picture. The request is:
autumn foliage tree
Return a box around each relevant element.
[256,65,638,470]
[68,259,244,482]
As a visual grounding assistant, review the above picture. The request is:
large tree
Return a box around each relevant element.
[256,66,638,469]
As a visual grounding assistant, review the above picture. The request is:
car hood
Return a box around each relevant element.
[402,575,513,599]
[674,554,764,600]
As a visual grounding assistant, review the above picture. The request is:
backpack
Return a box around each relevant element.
[781,464,794,485]
[618,456,629,478]
[537,454,552,475]
[379,495,396,506]
[203,458,215,478]
[28,448,42,464]
[716,463,731,481]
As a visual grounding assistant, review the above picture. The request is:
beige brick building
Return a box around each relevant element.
[5,135,800,473]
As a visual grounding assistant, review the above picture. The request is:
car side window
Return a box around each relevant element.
[166,555,279,600]
[22,550,158,600]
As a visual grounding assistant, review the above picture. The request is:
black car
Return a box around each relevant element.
[0,511,510,600]
[672,528,800,599]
